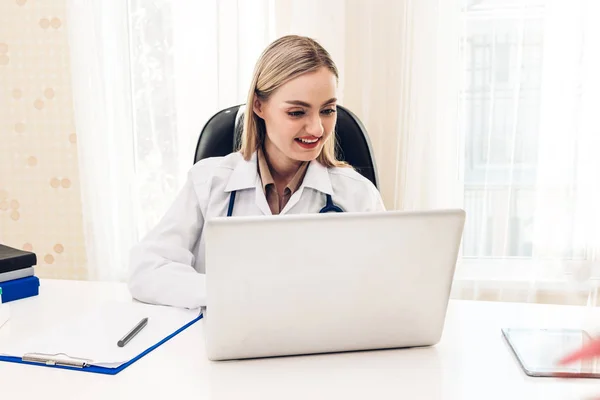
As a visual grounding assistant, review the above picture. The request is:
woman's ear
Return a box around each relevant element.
[253,97,265,119]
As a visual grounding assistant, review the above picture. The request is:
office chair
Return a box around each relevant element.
[193,104,379,189]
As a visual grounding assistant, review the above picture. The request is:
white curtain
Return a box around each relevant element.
[67,0,461,281]
[67,1,136,281]
[532,0,600,301]
[339,0,462,212]
[456,0,600,304]
[67,0,276,280]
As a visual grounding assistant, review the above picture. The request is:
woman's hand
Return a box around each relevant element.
[558,338,600,365]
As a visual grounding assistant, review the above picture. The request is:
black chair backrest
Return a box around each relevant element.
[194,104,379,188]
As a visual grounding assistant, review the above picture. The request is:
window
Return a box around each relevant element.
[460,0,591,273]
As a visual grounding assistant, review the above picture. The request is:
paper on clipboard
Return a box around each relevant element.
[0,301,200,368]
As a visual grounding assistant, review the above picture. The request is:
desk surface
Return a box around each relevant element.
[1,279,600,399]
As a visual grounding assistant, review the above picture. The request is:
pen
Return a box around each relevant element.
[117,317,148,347]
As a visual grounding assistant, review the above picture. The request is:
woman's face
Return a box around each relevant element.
[253,67,338,166]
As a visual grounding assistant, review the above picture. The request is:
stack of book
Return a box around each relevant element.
[0,244,40,303]
[0,287,9,329]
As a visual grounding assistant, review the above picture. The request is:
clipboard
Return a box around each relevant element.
[0,302,204,375]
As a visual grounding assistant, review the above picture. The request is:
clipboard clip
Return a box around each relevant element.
[22,353,92,368]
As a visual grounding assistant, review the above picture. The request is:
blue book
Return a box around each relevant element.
[0,276,39,302]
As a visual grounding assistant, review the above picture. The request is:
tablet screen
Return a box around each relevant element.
[502,328,600,377]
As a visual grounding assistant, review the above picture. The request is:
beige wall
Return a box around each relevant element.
[0,0,87,279]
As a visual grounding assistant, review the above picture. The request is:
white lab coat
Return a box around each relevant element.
[128,151,385,309]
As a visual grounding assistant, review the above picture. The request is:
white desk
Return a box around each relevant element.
[1,280,600,400]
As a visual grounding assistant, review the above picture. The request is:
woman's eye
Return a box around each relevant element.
[321,108,337,116]
[288,111,305,117]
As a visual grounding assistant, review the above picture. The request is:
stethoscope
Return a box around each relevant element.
[226,190,343,217]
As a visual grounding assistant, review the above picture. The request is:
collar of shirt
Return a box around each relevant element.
[225,151,334,197]
[257,147,308,197]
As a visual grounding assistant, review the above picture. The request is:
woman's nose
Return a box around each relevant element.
[305,114,324,137]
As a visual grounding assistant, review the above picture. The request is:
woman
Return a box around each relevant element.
[128,35,385,309]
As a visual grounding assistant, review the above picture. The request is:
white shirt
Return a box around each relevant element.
[128,151,385,309]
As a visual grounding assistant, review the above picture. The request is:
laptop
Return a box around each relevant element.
[203,209,465,361]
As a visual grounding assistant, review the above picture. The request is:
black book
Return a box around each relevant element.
[0,244,37,274]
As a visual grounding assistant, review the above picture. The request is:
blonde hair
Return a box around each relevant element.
[239,35,347,168]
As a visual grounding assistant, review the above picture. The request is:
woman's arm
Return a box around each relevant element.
[128,175,206,309]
